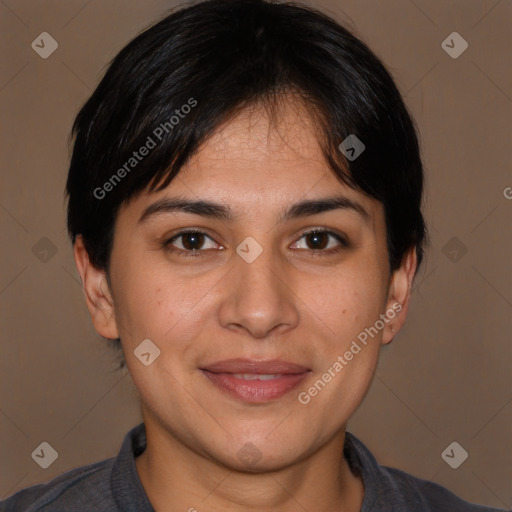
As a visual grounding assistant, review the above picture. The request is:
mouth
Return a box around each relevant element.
[200,358,311,403]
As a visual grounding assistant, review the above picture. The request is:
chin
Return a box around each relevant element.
[214,432,307,473]
[226,449,299,474]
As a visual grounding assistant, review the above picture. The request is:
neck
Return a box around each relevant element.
[135,422,364,512]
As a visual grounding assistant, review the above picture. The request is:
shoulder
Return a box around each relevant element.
[344,432,507,512]
[380,464,508,512]
[0,457,115,512]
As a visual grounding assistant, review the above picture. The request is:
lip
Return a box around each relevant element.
[200,359,311,403]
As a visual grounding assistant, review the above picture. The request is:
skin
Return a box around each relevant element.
[74,97,417,512]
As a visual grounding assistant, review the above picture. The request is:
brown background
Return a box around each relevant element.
[1,0,511,509]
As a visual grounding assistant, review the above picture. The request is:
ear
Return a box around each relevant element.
[73,235,119,340]
[381,246,417,345]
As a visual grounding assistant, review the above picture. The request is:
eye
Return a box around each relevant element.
[292,229,349,254]
[164,229,220,258]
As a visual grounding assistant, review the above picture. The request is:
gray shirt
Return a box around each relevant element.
[0,422,507,511]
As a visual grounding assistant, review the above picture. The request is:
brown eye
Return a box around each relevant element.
[180,232,206,251]
[305,231,329,250]
[292,229,348,253]
[164,230,220,258]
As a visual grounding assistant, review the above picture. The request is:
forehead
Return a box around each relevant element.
[197,99,321,161]
[120,98,381,227]
[181,102,333,198]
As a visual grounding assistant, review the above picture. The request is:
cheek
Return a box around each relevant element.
[110,259,173,343]
[298,282,383,426]
[113,260,217,349]
[306,263,387,343]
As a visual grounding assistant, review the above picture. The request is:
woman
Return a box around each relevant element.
[1,0,506,510]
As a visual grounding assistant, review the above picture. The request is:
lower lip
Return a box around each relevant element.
[201,370,310,403]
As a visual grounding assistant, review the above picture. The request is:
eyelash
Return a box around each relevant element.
[163,228,349,259]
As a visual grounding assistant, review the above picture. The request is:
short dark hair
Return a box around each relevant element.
[66,0,427,355]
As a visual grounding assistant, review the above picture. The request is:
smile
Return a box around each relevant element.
[201,370,309,402]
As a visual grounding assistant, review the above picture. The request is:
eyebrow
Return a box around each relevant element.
[138,195,370,225]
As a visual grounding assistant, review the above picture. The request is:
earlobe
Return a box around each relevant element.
[73,235,119,340]
[381,247,418,345]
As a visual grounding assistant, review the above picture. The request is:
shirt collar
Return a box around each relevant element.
[110,422,154,511]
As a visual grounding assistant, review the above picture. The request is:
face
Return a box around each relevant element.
[75,98,416,472]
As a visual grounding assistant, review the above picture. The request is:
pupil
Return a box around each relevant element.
[183,233,203,250]
[309,232,327,250]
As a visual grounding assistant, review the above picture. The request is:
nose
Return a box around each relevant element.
[217,240,300,339]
